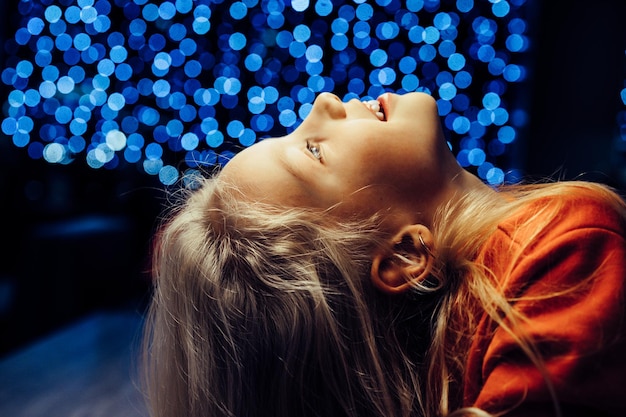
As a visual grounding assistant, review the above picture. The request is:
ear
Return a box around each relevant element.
[370,224,435,294]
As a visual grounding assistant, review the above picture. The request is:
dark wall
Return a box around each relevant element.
[0,139,162,356]
[525,0,626,188]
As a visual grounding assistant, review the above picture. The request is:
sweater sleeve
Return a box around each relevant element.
[464,200,626,417]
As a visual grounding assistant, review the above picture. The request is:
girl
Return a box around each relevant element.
[141,92,626,417]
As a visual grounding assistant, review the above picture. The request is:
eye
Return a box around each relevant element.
[306,141,322,161]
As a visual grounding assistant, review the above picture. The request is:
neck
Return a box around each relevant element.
[454,169,494,196]
[424,166,497,229]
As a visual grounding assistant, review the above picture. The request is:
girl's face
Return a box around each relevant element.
[220,92,464,232]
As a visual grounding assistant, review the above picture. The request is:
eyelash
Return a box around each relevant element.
[306,141,322,161]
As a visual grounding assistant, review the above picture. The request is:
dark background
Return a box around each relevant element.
[525,0,626,187]
[0,0,624,357]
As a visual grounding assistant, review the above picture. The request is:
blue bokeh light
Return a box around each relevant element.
[2,0,536,185]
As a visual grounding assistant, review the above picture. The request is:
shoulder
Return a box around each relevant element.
[477,182,626,295]
[466,184,626,416]
[498,183,626,246]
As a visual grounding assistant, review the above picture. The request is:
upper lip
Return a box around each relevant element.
[377,93,390,121]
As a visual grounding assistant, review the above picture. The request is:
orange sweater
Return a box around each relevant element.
[463,189,626,416]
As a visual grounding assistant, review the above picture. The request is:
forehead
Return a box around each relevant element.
[219,140,313,207]
[220,139,278,185]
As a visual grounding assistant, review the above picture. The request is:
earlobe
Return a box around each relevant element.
[370,225,435,294]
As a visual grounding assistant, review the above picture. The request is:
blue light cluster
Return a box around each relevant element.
[2,0,533,186]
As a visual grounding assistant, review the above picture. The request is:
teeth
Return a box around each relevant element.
[362,99,386,121]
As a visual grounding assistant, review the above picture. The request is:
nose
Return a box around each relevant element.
[312,92,346,119]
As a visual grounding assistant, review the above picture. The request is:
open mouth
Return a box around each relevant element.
[362,99,386,121]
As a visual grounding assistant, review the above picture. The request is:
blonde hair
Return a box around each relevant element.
[141,175,626,417]
[142,177,434,417]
